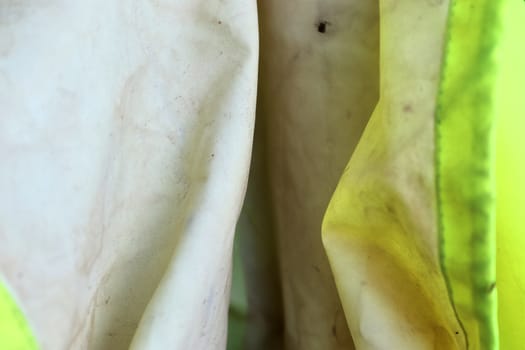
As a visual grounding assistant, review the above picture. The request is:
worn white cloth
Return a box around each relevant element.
[1,1,258,349]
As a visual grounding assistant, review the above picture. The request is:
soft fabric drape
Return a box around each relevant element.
[1,1,524,349]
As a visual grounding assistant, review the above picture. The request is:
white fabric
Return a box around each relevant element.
[0,1,258,349]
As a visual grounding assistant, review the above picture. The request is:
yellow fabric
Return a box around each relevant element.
[322,1,465,348]
[495,1,525,348]
[322,0,522,348]
[0,282,37,350]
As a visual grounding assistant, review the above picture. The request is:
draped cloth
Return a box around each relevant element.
[1,1,524,349]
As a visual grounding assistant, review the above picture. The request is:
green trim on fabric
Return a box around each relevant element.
[436,0,504,349]
[0,282,38,350]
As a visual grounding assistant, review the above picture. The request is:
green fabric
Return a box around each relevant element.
[495,0,525,349]
[0,282,38,350]
[436,0,525,348]
[436,0,508,349]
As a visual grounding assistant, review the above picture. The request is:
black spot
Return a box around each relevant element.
[317,20,328,33]
[455,331,459,335]
[218,20,222,24]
